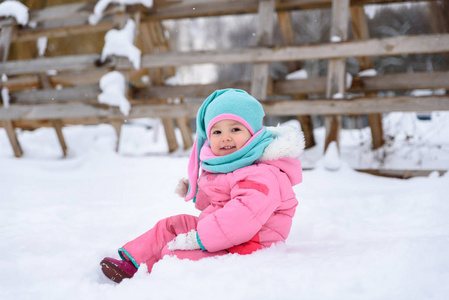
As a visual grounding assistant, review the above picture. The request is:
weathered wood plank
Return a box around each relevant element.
[138,34,449,68]
[176,116,194,149]
[161,118,179,152]
[0,20,22,157]
[3,34,449,75]
[277,11,302,73]
[11,2,111,42]
[1,69,110,91]
[251,0,275,100]
[0,54,114,76]
[6,70,449,104]
[350,5,384,149]
[274,71,449,94]
[324,0,350,152]
[350,6,373,70]
[133,81,251,99]
[0,76,39,92]
[0,22,13,62]
[4,69,445,97]
[354,71,449,92]
[2,120,23,157]
[140,18,182,151]
[277,10,315,148]
[13,20,113,43]
[263,95,449,116]
[355,169,447,179]
[1,95,448,121]
[28,2,95,22]
[326,59,346,99]
[51,119,68,157]
[139,0,439,21]
[255,0,275,46]
[109,118,123,152]
[5,0,440,43]
[10,86,101,104]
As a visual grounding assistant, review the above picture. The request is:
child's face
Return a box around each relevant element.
[209,119,252,156]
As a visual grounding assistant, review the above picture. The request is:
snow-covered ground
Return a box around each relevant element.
[1,113,449,300]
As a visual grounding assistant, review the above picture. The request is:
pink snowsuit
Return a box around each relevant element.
[120,127,303,273]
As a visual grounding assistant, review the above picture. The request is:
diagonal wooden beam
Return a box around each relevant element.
[277,10,316,149]
[350,5,384,149]
[2,120,23,157]
[51,119,68,157]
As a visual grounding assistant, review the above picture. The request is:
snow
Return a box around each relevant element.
[346,72,353,89]
[331,35,342,42]
[46,69,57,76]
[98,71,131,116]
[410,89,433,97]
[100,19,141,70]
[164,74,182,86]
[89,0,153,25]
[322,141,341,171]
[37,36,48,57]
[332,92,344,99]
[0,115,448,300]
[1,87,9,107]
[358,69,377,77]
[0,0,28,26]
[1,1,449,298]
[286,69,308,80]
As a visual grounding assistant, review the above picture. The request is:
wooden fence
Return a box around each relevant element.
[1,0,448,159]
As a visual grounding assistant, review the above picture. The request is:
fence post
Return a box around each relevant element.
[324,0,350,153]
[1,20,23,157]
[251,0,275,100]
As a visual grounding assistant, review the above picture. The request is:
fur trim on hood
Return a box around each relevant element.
[258,125,305,161]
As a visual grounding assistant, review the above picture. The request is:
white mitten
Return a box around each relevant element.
[168,230,201,250]
[174,178,189,198]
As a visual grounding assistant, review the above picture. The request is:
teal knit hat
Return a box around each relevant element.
[201,89,265,139]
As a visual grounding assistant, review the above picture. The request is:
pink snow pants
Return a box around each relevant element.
[120,214,228,273]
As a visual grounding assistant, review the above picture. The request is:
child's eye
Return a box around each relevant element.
[232,127,241,132]
[212,130,221,135]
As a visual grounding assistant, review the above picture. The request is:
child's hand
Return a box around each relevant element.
[174,178,189,198]
[168,230,201,250]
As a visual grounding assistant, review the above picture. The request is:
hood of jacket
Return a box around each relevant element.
[257,125,305,186]
[259,125,305,161]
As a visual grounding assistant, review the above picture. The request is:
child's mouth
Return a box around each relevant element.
[221,146,236,151]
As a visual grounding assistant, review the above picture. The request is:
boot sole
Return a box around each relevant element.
[100,258,133,283]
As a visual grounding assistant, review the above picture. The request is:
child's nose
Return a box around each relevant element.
[222,135,231,141]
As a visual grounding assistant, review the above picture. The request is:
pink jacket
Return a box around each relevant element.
[195,126,304,254]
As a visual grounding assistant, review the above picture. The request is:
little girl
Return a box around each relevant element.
[101,88,304,283]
